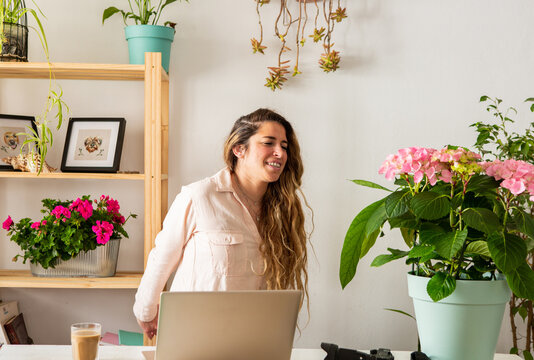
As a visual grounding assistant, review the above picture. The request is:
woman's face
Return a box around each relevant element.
[235,121,288,184]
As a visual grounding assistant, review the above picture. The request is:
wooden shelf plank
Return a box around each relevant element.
[0,270,142,289]
[0,172,144,180]
[0,62,169,81]
[0,172,168,180]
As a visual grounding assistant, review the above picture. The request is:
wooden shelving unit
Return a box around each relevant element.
[0,53,169,290]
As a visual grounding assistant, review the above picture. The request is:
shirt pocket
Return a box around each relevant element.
[207,231,248,276]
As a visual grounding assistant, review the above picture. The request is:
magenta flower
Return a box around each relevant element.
[92,220,114,245]
[69,198,93,220]
[106,198,120,214]
[31,222,41,229]
[51,206,72,219]
[2,216,13,230]
[113,214,126,225]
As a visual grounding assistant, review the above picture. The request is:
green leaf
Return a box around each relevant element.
[102,6,121,23]
[487,232,527,272]
[410,192,450,220]
[512,209,534,241]
[340,199,386,288]
[388,213,418,230]
[518,305,528,321]
[350,179,392,192]
[509,347,519,355]
[465,240,492,258]
[480,95,489,102]
[383,308,416,321]
[462,208,502,234]
[427,272,456,302]
[409,244,435,258]
[523,350,533,360]
[362,203,387,257]
[400,228,416,247]
[466,175,499,195]
[371,248,409,267]
[506,262,534,300]
[432,229,468,260]
[385,190,412,218]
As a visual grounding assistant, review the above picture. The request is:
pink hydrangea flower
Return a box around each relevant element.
[92,220,114,245]
[482,159,534,198]
[2,216,13,230]
[31,221,41,229]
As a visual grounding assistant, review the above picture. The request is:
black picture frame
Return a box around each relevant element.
[0,114,39,171]
[61,118,126,173]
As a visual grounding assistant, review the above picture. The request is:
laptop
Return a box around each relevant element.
[142,290,302,360]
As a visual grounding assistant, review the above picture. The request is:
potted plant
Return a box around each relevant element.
[251,0,347,91]
[471,96,534,360]
[339,144,534,359]
[102,0,188,73]
[1,0,69,174]
[2,195,136,277]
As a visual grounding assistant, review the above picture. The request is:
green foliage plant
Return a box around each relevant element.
[2,195,136,269]
[471,95,534,360]
[339,142,534,304]
[102,0,188,28]
[1,0,69,174]
[252,0,347,91]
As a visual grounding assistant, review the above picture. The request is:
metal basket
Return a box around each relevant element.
[30,239,121,277]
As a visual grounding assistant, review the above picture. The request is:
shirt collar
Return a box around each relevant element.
[214,167,234,193]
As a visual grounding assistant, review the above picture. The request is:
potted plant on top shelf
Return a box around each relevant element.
[102,0,189,73]
[339,139,534,359]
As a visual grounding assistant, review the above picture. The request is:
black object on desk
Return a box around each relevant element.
[321,342,394,360]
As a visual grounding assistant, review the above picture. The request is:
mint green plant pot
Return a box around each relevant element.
[125,25,174,73]
[407,273,510,360]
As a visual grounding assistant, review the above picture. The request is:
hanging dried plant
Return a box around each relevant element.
[250,0,347,91]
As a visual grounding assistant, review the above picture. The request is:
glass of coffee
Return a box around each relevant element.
[71,322,101,360]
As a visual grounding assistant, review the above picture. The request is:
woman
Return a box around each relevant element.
[133,108,309,339]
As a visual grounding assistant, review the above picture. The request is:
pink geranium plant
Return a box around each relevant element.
[2,195,136,269]
[340,145,534,302]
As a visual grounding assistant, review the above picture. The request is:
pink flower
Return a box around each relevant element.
[41,220,47,226]
[69,198,93,220]
[106,198,120,214]
[51,206,71,219]
[483,159,534,198]
[113,214,125,225]
[31,222,41,229]
[2,216,13,230]
[92,220,114,245]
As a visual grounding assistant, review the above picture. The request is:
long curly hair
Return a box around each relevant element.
[223,108,310,308]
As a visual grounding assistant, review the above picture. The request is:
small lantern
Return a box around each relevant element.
[1,0,29,62]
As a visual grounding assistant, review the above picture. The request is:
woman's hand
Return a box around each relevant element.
[137,305,159,339]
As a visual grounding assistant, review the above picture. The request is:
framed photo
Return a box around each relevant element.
[0,114,38,171]
[61,118,126,173]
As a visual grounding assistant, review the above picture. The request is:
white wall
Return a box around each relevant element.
[1,0,532,352]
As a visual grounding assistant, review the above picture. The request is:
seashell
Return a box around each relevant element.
[2,153,56,173]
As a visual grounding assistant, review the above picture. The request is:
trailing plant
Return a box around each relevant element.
[339,145,534,303]
[2,195,136,269]
[471,95,534,360]
[102,0,188,28]
[252,0,347,91]
[1,0,69,173]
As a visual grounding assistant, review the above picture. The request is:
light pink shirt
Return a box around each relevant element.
[133,168,266,322]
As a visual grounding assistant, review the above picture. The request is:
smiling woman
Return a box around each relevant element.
[133,108,311,339]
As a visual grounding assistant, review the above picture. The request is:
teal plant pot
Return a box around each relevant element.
[407,274,511,360]
[125,25,174,72]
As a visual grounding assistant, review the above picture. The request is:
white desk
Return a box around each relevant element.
[0,345,522,359]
